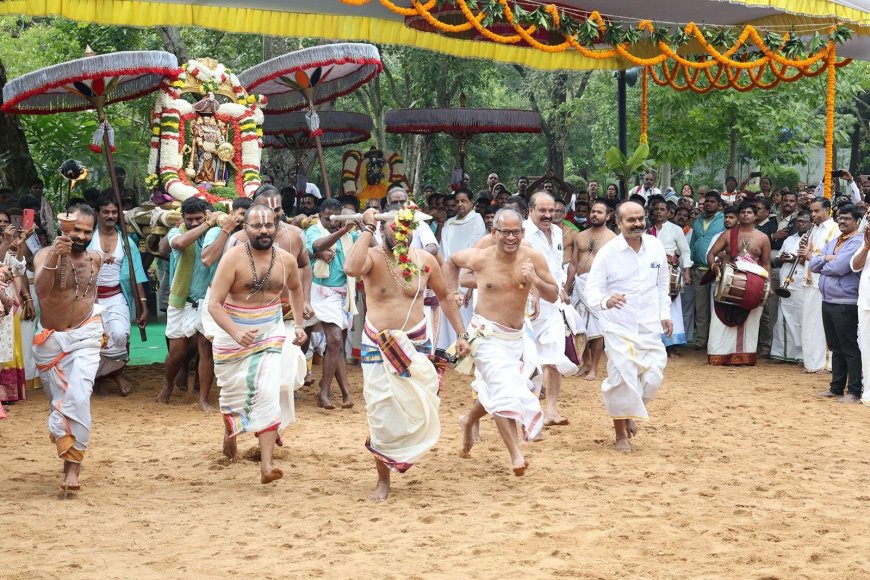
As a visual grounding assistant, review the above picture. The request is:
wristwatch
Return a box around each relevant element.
[458,332,470,341]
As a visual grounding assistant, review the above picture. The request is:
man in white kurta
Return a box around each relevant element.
[524,192,577,427]
[801,199,838,373]
[437,191,486,352]
[586,201,671,452]
[647,197,692,353]
[771,213,811,362]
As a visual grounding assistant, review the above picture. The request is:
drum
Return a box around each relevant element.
[668,263,683,297]
[714,263,770,307]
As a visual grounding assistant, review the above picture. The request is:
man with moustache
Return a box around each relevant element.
[88,196,149,397]
[627,172,661,203]
[523,192,577,426]
[586,201,672,452]
[207,205,307,484]
[445,208,559,475]
[566,199,615,380]
[33,204,104,492]
[344,206,470,501]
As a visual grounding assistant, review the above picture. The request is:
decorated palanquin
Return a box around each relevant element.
[341,145,409,203]
[146,58,267,202]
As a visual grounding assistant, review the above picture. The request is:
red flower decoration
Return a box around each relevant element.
[399,254,409,263]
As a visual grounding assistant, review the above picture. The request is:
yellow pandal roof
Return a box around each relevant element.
[0,0,867,70]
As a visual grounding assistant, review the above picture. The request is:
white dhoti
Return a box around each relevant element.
[310,284,352,330]
[22,281,40,388]
[572,273,602,339]
[96,292,130,378]
[661,294,686,347]
[213,303,294,437]
[166,300,204,339]
[859,307,870,406]
[436,290,474,351]
[600,330,666,421]
[282,317,307,392]
[470,314,543,441]
[708,304,762,365]
[33,312,103,462]
[771,286,804,362]
[801,286,830,372]
[362,318,439,472]
[529,302,578,376]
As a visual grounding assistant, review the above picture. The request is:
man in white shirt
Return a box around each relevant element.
[647,196,692,355]
[799,197,838,373]
[524,192,577,427]
[586,201,672,452]
[771,211,811,363]
[849,223,870,406]
[437,190,486,351]
[627,172,661,203]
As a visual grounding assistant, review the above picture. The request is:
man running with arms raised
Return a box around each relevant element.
[444,208,560,476]
[207,206,306,484]
[345,206,470,501]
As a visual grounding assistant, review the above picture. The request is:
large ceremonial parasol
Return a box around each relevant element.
[385,97,542,185]
[239,43,382,199]
[2,49,181,339]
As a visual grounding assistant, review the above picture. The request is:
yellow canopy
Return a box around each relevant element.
[0,0,867,70]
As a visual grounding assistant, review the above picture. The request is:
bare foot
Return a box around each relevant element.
[614,437,632,452]
[583,370,598,381]
[261,467,284,484]
[459,415,475,457]
[513,458,529,476]
[316,395,335,410]
[626,419,638,439]
[667,350,681,359]
[195,399,213,413]
[62,461,81,491]
[472,420,482,443]
[577,364,591,376]
[341,395,354,409]
[155,383,173,404]
[94,381,110,398]
[223,433,238,460]
[303,372,314,387]
[117,374,133,397]
[369,479,390,501]
[544,413,569,427]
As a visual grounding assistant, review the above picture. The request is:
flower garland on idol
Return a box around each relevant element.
[389,203,431,282]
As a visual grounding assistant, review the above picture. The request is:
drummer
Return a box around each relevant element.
[705,201,771,366]
[647,196,692,357]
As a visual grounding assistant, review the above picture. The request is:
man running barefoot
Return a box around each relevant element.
[444,208,559,475]
[207,206,306,484]
[345,207,469,501]
[566,199,615,380]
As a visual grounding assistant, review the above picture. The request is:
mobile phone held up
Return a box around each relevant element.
[749,171,762,178]
[831,170,844,179]
[22,208,34,231]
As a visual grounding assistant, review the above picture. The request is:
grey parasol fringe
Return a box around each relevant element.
[238,43,381,113]
[1,51,178,115]
[262,111,373,150]
[385,108,542,136]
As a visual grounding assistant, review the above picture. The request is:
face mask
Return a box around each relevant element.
[575,217,587,224]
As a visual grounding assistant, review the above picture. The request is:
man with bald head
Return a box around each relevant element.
[524,191,577,427]
[586,201,672,452]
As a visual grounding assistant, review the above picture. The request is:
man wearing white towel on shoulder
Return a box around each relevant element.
[586,201,672,452]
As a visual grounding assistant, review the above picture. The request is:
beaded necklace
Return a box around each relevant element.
[245,242,277,300]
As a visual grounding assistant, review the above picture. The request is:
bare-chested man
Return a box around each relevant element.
[706,200,771,365]
[207,206,306,484]
[445,208,559,476]
[345,208,470,501]
[32,204,103,493]
[566,199,615,379]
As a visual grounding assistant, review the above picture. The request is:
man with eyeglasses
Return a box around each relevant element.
[444,208,560,476]
[523,191,577,427]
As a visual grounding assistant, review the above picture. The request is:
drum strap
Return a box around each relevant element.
[729,227,739,260]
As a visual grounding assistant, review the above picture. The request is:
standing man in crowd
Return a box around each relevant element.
[524,192,576,426]
[771,211,811,363]
[89,196,148,397]
[566,199,615,379]
[627,172,661,202]
[849,221,870,406]
[800,197,839,374]
[445,208,559,475]
[33,204,103,492]
[586,201,671,452]
[156,197,220,410]
[689,191,724,350]
[809,205,863,403]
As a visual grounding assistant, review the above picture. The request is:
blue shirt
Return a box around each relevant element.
[167,226,220,302]
[304,224,359,288]
[810,233,862,305]
[690,212,724,268]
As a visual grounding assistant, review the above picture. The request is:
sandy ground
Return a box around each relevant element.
[2,350,870,579]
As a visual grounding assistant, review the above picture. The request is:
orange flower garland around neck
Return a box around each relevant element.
[388,204,431,283]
